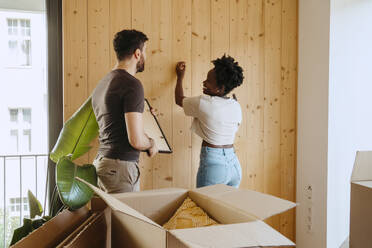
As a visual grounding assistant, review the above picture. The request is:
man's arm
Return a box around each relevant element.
[175,62,186,107]
[125,112,154,151]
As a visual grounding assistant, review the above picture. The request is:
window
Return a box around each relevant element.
[22,108,31,123]
[9,197,29,215]
[10,129,19,152]
[8,108,32,153]
[22,129,31,152]
[6,18,32,66]
[10,109,18,122]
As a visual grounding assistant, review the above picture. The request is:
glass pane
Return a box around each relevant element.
[10,130,18,153]
[8,40,17,49]
[9,109,18,122]
[22,109,31,123]
[12,19,18,35]
[4,158,21,246]
[8,40,18,66]
[22,129,31,152]
[19,20,31,37]
[21,40,31,66]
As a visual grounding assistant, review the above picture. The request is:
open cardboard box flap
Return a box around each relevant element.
[191,184,296,220]
[169,221,295,248]
[351,151,372,185]
[77,178,295,247]
[11,207,90,248]
[76,178,163,229]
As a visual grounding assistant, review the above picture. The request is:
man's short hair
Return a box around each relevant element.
[113,29,148,61]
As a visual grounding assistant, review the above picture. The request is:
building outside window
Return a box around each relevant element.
[9,197,29,218]
[6,18,31,67]
[0,6,48,247]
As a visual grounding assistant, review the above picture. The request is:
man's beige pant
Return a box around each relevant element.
[93,155,140,193]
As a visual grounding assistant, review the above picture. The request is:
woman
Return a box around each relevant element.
[175,55,244,188]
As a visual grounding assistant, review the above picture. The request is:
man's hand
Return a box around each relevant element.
[150,107,158,117]
[176,61,186,79]
[147,138,158,157]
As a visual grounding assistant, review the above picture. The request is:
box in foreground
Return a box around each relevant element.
[82,179,296,248]
[350,151,372,247]
[10,197,111,248]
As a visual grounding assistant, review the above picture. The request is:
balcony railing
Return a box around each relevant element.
[0,154,48,248]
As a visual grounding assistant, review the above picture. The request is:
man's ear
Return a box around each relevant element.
[134,48,141,60]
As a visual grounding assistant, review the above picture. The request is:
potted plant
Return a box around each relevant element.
[10,97,99,245]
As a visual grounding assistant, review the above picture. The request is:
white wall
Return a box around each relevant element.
[297,0,330,247]
[328,0,372,247]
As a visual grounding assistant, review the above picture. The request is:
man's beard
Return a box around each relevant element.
[136,54,145,73]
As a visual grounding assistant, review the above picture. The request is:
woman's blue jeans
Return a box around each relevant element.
[196,146,242,188]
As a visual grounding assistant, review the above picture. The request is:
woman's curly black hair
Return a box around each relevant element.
[212,55,244,96]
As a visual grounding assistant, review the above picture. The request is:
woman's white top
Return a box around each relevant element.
[182,95,242,145]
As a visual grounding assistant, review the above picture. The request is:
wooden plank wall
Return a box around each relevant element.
[62,0,297,240]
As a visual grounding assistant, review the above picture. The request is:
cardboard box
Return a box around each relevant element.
[80,179,296,248]
[58,207,111,248]
[350,151,372,247]
[10,197,111,248]
[57,197,111,248]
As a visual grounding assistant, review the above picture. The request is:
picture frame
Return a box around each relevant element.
[143,99,172,153]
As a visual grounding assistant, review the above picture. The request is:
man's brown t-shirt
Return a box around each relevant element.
[92,69,144,161]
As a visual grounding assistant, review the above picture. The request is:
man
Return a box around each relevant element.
[92,29,158,193]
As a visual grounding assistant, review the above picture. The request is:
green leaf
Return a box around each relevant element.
[42,216,52,222]
[50,97,99,163]
[10,216,51,246]
[10,218,33,245]
[31,218,48,230]
[28,190,43,218]
[56,156,97,210]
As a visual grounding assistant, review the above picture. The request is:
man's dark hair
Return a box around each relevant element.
[113,29,148,61]
[212,55,244,95]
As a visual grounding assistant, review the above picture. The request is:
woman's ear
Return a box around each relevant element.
[218,85,225,96]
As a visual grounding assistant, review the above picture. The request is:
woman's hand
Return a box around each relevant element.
[176,61,186,79]
[175,62,186,107]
